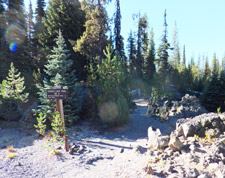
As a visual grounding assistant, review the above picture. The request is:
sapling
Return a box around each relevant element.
[34,112,47,136]
[51,111,65,137]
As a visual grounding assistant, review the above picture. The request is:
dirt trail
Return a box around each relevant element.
[0,99,175,178]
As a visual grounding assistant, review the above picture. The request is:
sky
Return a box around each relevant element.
[25,0,225,66]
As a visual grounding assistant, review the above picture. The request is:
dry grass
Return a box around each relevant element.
[7,145,15,152]
[50,150,60,155]
[7,153,16,159]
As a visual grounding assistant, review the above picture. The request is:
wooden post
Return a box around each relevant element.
[65,135,69,152]
[56,99,65,129]
[54,86,65,137]
[48,86,69,151]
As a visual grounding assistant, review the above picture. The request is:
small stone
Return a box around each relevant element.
[189,144,196,152]
[169,133,183,151]
[187,168,199,178]
[197,173,212,178]
[215,170,225,178]
[174,151,180,157]
[158,136,169,149]
[208,163,219,171]
[143,164,154,175]
[120,148,124,153]
[164,162,173,172]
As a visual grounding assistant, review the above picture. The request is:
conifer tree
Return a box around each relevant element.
[0,0,5,47]
[114,0,123,59]
[33,0,45,50]
[182,45,186,69]
[157,10,170,84]
[38,0,85,79]
[212,53,220,76]
[144,28,155,82]
[90,44,130,126]
[0,62,29,119]
[27,0,34,51]
[136,13,148,77]
[127,31,136,75]
[171,22,181,69]
[202,56,211,86]
[39,0,85,51]
[35,0,45,24]
[37,31,80,125]
[75,0,108,65]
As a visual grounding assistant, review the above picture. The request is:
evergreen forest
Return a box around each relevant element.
[0,0,225,127]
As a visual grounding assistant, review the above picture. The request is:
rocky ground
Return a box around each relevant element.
[0,99,225,178]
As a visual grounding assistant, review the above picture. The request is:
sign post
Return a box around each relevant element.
[47,86,69,152]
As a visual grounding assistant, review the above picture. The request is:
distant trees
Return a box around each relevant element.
[127,31,136,74]
[144,28,155,82]
[156,10,171,93]
[136,13,148,77]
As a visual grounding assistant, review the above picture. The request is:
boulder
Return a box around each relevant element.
[168,133,183,151]
[147,127,169,149]
[175,113,225,138]
[147,94,207,120]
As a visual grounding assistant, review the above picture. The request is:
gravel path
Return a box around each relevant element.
[0,99,176,178]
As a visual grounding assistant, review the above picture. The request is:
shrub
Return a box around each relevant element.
[34,112,47,136]
[90,45,130,127]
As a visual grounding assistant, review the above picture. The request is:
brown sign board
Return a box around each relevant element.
[47,89,68,100]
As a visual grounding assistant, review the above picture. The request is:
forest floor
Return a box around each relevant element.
[0,99,203,178]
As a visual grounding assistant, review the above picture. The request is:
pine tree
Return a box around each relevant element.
[221,56,225,70]
[171,21,181,69]
[0,0,5,48]
[202,56,211,87]
[35,0,45,24]
[136,13,148,77]
[182,45,186,69]
[33,0,45,50]
[212,53,220,76]
[37,31,80,125]
[114,0,123,59]
[39,0,85,51]
[27,0,34,51]
[38,0,85,79]
[75,0,108,65]
[157,10,170,84]
[144,28,155,82]
[92,44,130,126]
[127,31,136,75]
[0,62,29,119]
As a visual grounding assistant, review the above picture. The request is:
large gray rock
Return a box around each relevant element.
[147,127,169,149]
[176,113,225,137]
[147,94,207,120]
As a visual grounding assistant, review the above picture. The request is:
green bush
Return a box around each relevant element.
[90,44,130,127]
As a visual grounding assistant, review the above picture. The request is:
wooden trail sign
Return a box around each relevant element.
[47,87,69,152]
[47,89,68,100]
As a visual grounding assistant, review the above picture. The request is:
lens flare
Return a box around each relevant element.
[99,101,118,123]
[9,43,17,52]
[4,23,26,45]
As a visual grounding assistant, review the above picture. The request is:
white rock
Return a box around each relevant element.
[169,133,183,151]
